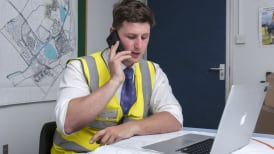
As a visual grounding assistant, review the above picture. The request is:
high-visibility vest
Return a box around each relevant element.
[51,50,156,153]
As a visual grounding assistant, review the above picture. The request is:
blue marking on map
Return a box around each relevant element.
[59,7,66,23]
[44,43,57,59]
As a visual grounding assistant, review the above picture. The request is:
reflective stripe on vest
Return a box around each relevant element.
[52,127,100,153]
[53,130,90,153]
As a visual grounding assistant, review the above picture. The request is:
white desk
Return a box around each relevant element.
[88,127,274,154]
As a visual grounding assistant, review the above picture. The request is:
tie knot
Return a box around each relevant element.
[124,67,134,80]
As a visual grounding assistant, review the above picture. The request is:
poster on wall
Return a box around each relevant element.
[259,6,274,46]
[0,0,78,106]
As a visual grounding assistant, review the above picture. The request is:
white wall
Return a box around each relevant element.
[87,0,119,54]
[0,0,78,153]
[0,101,55,154]
[228,0,274,85]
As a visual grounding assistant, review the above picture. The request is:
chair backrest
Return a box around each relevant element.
[39,121,56,154]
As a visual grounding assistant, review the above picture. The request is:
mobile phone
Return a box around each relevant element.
[106,31,124,52]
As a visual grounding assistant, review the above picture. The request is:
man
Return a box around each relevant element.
[51,0,183,153]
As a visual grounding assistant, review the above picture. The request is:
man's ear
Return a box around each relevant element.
[109,27,115,32]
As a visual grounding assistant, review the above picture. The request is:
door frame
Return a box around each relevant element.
[226,0,233,99]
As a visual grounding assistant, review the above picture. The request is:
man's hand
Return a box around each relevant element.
[108,41,132,84]
[90,122,136,145]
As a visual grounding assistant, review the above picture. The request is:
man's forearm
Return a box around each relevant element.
[130,111,182,136]
[89,111,182,145]
[64,78,121,134]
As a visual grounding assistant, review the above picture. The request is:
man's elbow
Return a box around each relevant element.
[64,121,75,135]
[174,120,183,131]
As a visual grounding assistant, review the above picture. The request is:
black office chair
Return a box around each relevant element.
[39,121,56,154]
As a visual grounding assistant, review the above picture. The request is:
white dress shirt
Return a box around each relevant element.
[55,50,183,133]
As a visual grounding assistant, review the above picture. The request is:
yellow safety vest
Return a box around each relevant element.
[51,50,155,153]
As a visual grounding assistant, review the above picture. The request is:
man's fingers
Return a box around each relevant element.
[90,130,105,144]
[99,133,111,145]
[106,135,116,145]
[109,41,119,58]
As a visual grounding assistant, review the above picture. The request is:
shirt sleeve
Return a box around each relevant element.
[55,60,90,134]
[150,63,183,125]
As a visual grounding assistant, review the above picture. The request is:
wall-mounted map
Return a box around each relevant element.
[0,0,77,105]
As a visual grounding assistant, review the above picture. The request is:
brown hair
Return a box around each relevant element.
[112,0,155,30]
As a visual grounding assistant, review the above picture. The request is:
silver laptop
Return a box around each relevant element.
[143,83,268,154]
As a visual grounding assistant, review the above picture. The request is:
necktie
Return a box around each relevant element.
[120,67,136,114]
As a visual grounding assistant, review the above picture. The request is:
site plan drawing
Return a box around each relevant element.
[0,0,77,105]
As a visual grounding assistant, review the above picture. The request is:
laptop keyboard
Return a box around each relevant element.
[176,138,214,154]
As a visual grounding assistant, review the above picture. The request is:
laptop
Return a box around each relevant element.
[143,83,268,154]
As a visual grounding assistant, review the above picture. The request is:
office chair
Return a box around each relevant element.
[39,121,56,154]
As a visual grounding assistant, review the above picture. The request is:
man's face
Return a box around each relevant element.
[117,21,150,65]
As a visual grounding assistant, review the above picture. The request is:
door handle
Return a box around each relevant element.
[209,64,225,80]
[209,67,224,71]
